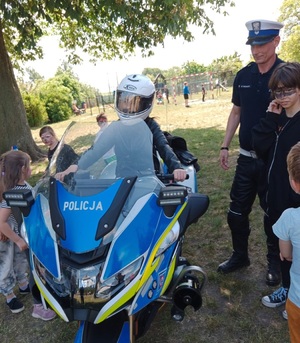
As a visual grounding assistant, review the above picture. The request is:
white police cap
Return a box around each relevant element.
[245,19,283,45]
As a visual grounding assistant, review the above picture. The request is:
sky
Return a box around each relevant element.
[25,0,284,92]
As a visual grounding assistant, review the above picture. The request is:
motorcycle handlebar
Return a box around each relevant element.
[157,173,189,182]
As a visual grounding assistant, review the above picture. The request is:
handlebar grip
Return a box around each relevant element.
[157,174,189,181]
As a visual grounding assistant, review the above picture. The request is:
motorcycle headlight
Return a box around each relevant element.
[155,222,180,258]
[33,254,143,310]
[95,256,143,301]
[33,256,71,297]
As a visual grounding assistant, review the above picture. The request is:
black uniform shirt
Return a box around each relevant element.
[232,56,284,151]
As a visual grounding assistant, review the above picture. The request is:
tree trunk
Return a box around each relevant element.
[0,20,45,161]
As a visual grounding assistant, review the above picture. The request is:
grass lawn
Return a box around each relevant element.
[0,88,290,343]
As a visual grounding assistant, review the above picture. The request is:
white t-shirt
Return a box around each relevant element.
[273,207,300,308]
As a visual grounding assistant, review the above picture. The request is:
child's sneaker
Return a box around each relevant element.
[282,309,288,320]
[262,287,288,308]
[6,297,25,313]
[32,304,56,321]
[19,284,30,295]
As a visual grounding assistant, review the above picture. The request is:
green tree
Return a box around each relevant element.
[22,92,48,127]
[55,68,82,105]
[142,68,163,81]
[38,78,73,123]
[278,0,300,62]
[279,26,300,62]
[163,66,184,80]
[26,67,44,84]
[182,60,207,75]
[0,0,234,159]
[208,52,242,81]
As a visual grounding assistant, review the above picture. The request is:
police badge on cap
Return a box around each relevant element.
[245,19,284,46]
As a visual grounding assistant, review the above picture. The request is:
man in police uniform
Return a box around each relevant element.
[217,20,284,287]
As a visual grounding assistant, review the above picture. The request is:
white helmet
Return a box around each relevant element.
[115,74,155,121]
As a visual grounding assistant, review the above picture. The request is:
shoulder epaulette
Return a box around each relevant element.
[246,61,255,68]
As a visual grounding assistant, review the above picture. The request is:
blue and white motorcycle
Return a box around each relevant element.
[4,119,209,342]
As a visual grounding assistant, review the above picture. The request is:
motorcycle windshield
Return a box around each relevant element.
[36,118,156,193]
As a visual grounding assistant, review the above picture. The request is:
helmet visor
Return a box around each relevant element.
[116,91,154,117]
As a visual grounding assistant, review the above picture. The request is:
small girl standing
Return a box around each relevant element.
[0,150,31,313]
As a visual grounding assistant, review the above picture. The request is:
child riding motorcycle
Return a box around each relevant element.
[56,74,187,183]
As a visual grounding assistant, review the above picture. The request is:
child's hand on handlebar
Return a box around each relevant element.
[173,169,187,182]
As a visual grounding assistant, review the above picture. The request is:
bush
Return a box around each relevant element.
[22,93,48,127]
[39,81,73,123]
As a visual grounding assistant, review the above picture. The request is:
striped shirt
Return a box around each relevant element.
[1,182,32,234]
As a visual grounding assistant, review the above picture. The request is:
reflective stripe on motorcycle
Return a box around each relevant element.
[138,201,187,288]
[32,269,68,322]
[160,251,177,295]
[94,277,141,324]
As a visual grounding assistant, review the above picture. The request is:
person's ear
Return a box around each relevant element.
[290,178,300,194]
[21,165,27,175]
[273,36,280,48]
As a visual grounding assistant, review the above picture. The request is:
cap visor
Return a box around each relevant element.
[246,36,276,46]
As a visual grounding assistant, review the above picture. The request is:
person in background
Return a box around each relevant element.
[252,62,300,319]
[201,84,206,102]
[39,126,78,182]
[95,113,109,139]
[156,90,164,105]
[81,101,87,113]
[72,103,82,115]
[217,19,284,290]
[164,85,170,104]
[95,113,115,164]
[273,142,300,342]
[183,81,190,107]
[0,151,30,314]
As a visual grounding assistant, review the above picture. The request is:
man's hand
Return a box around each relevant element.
[220,149,229,170]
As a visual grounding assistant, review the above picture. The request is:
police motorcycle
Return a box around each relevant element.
[4,85,209,343]
[5,119,209,342]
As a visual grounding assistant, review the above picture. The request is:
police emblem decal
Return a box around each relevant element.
[252,21,261,35]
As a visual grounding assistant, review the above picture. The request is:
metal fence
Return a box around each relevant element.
[81,92,115,114]
[81,73,235,112]
[154,73,235,103]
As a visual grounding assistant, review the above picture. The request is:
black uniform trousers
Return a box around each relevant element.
[227,154,277,261]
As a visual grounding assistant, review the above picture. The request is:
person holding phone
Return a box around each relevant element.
[252,62,300,318]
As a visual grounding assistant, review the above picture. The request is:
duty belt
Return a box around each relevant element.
[239,148,257,159]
